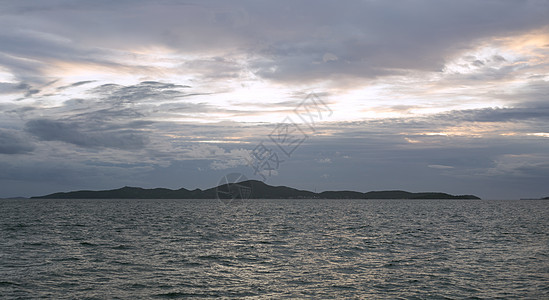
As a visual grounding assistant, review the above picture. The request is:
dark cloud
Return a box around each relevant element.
[56,80,96,90]
[509,80,549,108]
[25,119,148,149]
[1,1,548,83]
[0,82,37,96]
[0,156,155,197]
[247,0,549,82]
[0,129,35,154]
[439,107,549,123]
[91,81,191,104]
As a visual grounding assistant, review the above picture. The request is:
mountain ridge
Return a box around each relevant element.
[32,180,481,199]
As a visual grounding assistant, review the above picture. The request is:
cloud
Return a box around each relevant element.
[0,27,116,83]
[0,82,39,96]
[180,144,251,170]
[247,0,549,83]
[210,159,248,170]
[428,164,454,169]
[91,81,191,104]
[1,1,549,199]
[56,80,96,91]
[1,1,547,85]
[481,153,549,178]
[0,129,34,154]
[317,158,332,164]
[439,107,549,123]
[25,119,148,149]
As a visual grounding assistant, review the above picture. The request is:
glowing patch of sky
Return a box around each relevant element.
[6,31,548,129]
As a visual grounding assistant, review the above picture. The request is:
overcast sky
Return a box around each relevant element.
[1,0,548,199]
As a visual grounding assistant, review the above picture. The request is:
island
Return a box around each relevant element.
[543,197,549,200]
[32,180,480,199]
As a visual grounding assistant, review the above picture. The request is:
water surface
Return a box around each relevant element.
[1,199,548,298]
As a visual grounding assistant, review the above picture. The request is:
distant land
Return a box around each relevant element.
[543,197,549,200]
[33,180,481,199]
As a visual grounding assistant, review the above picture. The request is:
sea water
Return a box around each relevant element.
[1,198,548,299]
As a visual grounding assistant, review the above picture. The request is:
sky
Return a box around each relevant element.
[1,0,548,199]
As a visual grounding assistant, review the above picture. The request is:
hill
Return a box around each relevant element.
[32,180,480,199]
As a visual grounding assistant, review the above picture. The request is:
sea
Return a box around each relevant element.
[1,198,548,299]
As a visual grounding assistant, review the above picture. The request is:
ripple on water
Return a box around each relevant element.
[0,198,547,299]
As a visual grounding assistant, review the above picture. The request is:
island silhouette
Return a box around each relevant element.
[33,180,481,199]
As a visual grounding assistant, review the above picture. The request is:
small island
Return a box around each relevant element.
[32,180,480,200]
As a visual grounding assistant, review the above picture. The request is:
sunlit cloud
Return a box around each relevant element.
[528,132,549,138]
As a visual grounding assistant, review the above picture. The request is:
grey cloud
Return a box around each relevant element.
[44,80,200,125]
[0,156,155,197]
[509,80,549,108]
[306,107,549,152]
[4,105,36,116]
[67,81,221,121]
[0,129,35,154]
[99,120,154,131]
[25,119,148,149]
[1,1,549,199]
[91,81,191,105]
[439,107,549,123]
[472,60,485,67]
[6,79,222,155]
[247,0,549,82]
[56,80,96,91]
[252,53,397,83]
[2,1,548,84]
[0,30,110,83]
[181,57,243,80]
[0,52,44,84]
[0,82,38,96]
[0,82,25,94]
[72,107,146,124]
[492,55,506,62]
[4,105,549,198]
